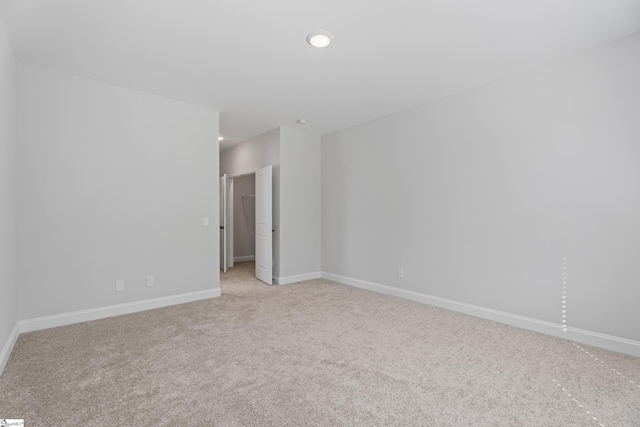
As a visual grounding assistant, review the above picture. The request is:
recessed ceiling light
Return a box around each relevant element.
[297,119,307,124]
[306,30,334,48]
[218,136,224,141]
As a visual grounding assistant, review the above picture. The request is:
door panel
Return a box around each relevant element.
[255,166,272,284]
[219,174,227,273]
[228,179,234,268]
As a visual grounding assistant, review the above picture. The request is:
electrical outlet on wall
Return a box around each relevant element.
[146,275,154,287]
[116,279,125,292]
[397,268,404,278]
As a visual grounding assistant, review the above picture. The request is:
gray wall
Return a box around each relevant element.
[322,34,640,341]
[220,128,280,277]
[0,12,18,349]
[17,64,219,319]
[280,127,321,278]
[233,174,255,259]
[220,127,321,281]
[220,128,280,177]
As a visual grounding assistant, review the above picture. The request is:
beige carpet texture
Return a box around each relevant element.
[1,261,639,426]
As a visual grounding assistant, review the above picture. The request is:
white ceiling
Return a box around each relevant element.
[1,0,639,151]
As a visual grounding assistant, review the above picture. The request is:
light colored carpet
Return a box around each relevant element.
[1,261,639,426]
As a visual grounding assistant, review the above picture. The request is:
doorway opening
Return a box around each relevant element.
[233,173,256,264]
[220,165,273,285]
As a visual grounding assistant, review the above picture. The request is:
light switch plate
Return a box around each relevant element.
[203,217,209,226]
[116,279,125,292]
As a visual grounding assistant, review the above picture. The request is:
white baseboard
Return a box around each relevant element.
[234,255,255,262]
[0,323,20,376]
[19,288,221,334]
[321,272,640,358]
[274,271,322,286]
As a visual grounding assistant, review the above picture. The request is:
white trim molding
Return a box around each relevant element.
[0,323,20,376]
[0,288,221,376]
[274,271,322,286]
[234,255,255,263]
[321,272,640,358]
[19,288,221,333]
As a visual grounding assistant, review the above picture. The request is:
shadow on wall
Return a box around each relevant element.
[241,193,255,254]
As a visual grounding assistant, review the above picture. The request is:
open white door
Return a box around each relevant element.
[255,165,272,284]
[219,174,228,273]
[228,178,234,268]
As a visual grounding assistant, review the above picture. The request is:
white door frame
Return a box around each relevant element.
[221,168,272,284]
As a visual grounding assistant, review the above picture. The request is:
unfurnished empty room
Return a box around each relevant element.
[1,1,639,426]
